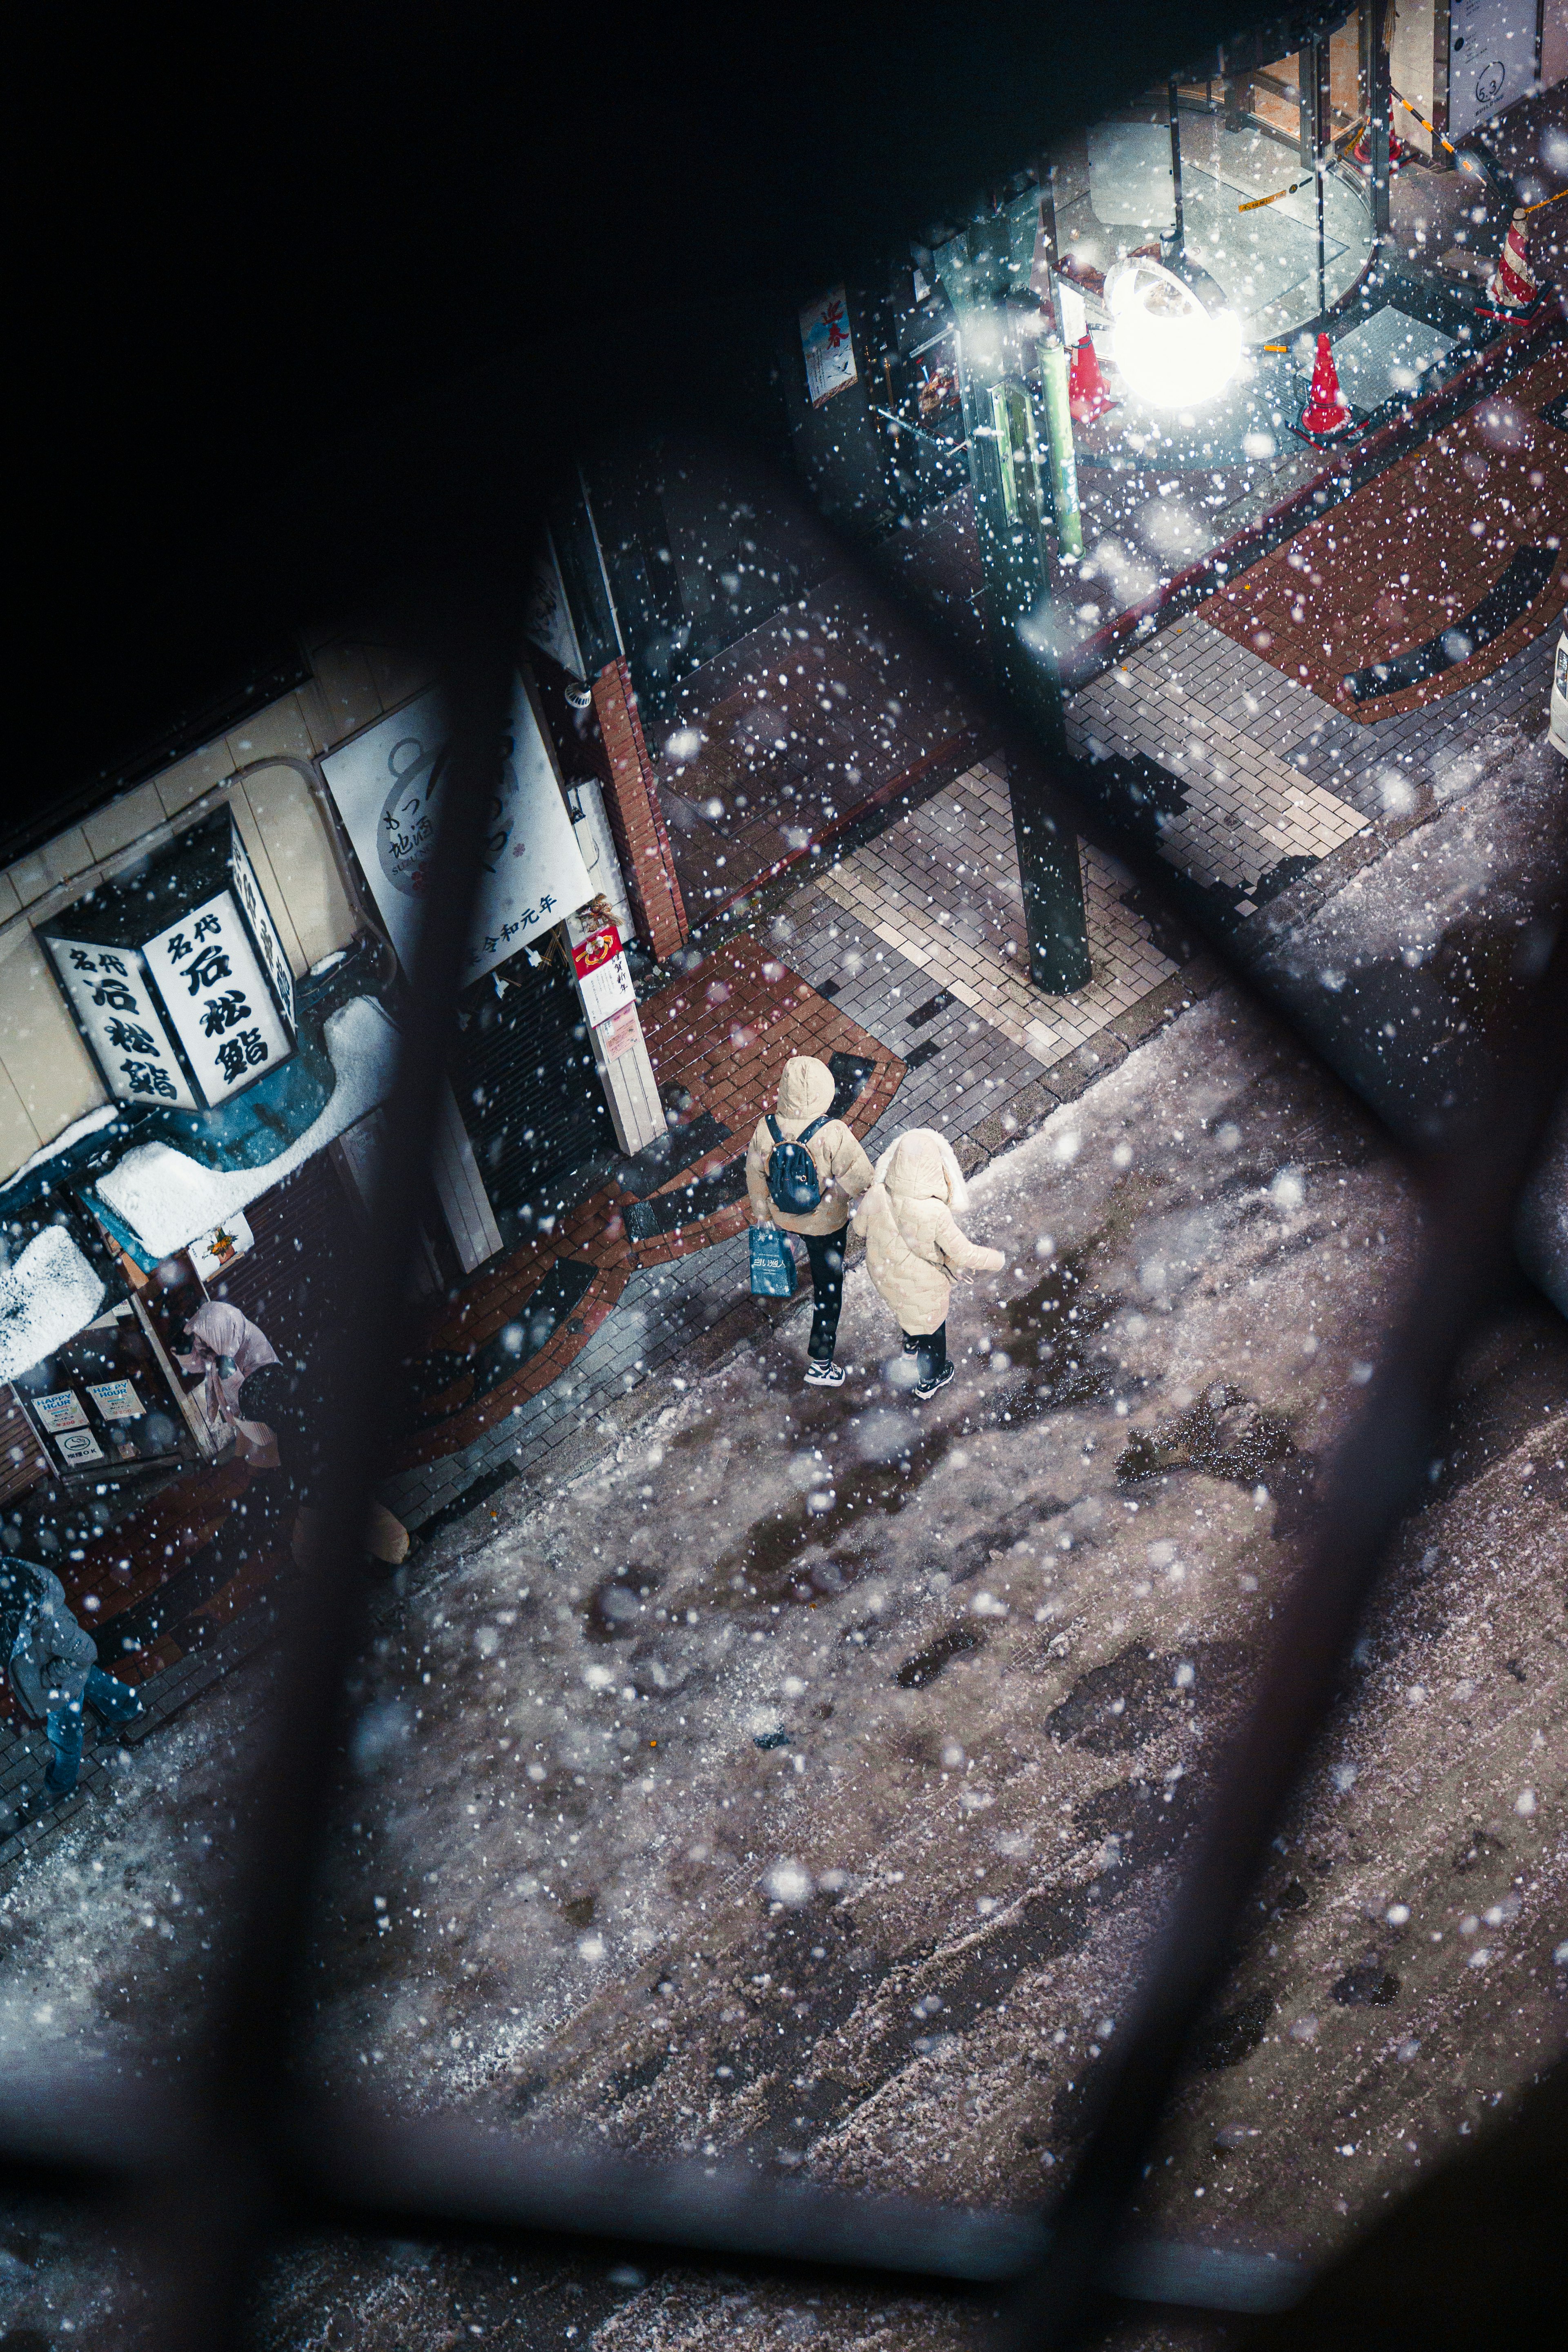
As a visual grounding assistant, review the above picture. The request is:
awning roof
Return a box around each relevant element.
[88,994,399,1265]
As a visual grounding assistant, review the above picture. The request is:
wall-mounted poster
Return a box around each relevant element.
[570,921,636,1028]
[800,287,858,406]
[188,1210,256,1281]
[33,1390,90,1434]
[1447,0,1537,140]
[321,675,595,991]
[56,1427,106,1467]
[86,1380,145,1420]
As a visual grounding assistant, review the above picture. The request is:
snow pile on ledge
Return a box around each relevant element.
[0,1223,106,1384]
[94,996,400,1262]
[0,1104,124,1196]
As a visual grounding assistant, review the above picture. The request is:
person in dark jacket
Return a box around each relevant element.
[1,1554,145,1804]
[271,1326,409,1570]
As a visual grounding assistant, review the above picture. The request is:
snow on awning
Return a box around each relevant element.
[90,995,400,1265]
[0,1222,107,1386]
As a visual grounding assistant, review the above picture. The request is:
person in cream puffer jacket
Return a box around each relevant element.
[746,1054,875,1385]
[853,1127,1005,1396]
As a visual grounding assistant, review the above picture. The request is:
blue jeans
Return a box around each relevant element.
[45,1668,144,1794]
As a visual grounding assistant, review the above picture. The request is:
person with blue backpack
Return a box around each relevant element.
[745,1054,875,1386]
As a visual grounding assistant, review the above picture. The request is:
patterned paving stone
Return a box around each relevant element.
[813,761,1178,1067]
[1066,617,1370,904]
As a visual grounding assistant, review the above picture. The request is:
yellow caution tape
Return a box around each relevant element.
[1238,121,1363,212]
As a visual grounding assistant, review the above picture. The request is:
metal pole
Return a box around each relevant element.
[1167,78,1184,259]
[1370,0,1393,246]
[1313,34,1329,313]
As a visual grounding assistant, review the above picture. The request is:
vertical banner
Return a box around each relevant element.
[800,287,858,406]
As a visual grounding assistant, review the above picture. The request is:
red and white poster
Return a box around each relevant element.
[800,287,858,406]
[570,923,635,1028]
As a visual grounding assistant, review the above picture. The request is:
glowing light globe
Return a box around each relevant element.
[1103,255,1243,410]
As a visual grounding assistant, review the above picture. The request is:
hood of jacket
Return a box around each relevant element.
[873,1128,968,1212]
[776,1054,836,1125]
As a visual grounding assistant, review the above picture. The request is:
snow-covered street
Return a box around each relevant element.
[3,981,1561,2350]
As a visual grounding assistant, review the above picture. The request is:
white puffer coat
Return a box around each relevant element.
[853,1129,1006,1334]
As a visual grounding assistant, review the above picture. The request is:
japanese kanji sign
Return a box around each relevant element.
[800,286,858,406]
[143,890,294,1105]
[41,806,298,1114]
[230,824,296,1033]
[570,921,635,1028]
[320,674,594,989]
[44,937,200,1111]
[55,1426,105,1467]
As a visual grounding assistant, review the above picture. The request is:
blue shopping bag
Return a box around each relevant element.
[750,1224,797,1298]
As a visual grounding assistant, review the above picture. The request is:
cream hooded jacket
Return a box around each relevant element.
[746,1054,875,1237]
[852,1128,1005,1333]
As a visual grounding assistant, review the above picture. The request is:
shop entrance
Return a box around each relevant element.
[446,939,612,1218]
[11,1300,195,1481]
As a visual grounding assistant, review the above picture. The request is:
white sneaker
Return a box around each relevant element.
[911,1363,954,1401]
[804,1361,846,1387]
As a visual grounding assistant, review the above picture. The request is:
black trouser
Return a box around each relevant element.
[902,1322,948,1383]
[801,1231,846,1363]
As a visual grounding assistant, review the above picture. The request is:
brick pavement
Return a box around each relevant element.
[815,754,1177,1063]
[377,875,1216,1532]
[1066,619,1372,910]
[387,929,903,1473]
[1204,347,1568,722]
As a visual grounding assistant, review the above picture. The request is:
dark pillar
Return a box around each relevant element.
[1168,80,1185,261]
[1368,0,1393,243]
[1310,33,1331,313]
[938,218,1090,996]
[1005,737,1092,996]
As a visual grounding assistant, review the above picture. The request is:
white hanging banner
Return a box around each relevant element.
[321,676,595,989]
[523,528,587,679]
[43,939,200,1111]
[142,893,294,1105]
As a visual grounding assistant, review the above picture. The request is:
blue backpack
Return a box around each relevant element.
[766,1112,830,1216]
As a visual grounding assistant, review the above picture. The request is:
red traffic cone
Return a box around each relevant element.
[1300,332,1352,438]
[1352,123,1410,173]
[1486,208,1540,313]
[1068,334,1115,423]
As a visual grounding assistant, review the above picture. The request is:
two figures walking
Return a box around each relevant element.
[747,1054,1004,1398]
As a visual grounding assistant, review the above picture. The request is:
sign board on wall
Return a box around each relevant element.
[320,676,595,990]
[1447,0,1538,139]
[523,528,587,679]
[142,893,294,1105]
[56,1428,106,1467]
[33,1390,90,1434]
[187,1210,256,1280]
[570,922,636,1028]
[86,1379,145,1419]
[40,808,296,1112]
[45,940,200,1110]
[800,287,858,406]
